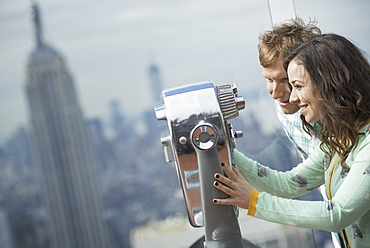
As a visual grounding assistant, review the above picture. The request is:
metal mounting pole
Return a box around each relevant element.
[191,123,244,248]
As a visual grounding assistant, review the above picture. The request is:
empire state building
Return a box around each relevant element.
[25,3,111,248]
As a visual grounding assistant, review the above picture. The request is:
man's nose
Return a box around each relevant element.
[271,83,287,99]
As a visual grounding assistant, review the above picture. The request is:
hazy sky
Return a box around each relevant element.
[1,0,370,145]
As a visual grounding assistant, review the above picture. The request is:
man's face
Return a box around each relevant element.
[263,57,300,114]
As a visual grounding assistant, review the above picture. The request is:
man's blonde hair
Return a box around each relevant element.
[258,17,321,68]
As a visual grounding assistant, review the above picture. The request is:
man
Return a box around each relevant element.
[259,17,321,160]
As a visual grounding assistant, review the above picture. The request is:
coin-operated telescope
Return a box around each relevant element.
[154,81,246,248]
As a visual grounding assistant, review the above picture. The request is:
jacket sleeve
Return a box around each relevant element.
[234,134,370,233]
[234,149,325,199]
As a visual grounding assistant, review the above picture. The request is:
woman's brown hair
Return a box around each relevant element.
[284,34,370,167]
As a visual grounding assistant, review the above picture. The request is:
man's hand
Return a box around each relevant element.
[213,163,254,209]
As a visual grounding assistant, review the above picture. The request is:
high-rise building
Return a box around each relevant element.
[146,62,167,139]
[110,100,126,140]
[25,3,111,248]
[148,62,164,105]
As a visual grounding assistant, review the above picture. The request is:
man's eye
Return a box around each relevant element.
[267,79,274,83]
[294,85,302,89]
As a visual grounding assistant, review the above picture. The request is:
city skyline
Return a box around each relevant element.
[0,3,340,247]
[2,0,370,145]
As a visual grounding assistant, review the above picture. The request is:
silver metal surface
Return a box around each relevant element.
[155,81,245,247]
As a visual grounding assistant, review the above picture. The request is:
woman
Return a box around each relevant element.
[212,34,370,248]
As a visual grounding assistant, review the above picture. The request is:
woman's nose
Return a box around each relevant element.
[289,91,299,104]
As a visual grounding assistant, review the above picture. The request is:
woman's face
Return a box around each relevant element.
[287,59,322,123]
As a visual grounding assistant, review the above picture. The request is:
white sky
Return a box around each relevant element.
[1,0,370,145]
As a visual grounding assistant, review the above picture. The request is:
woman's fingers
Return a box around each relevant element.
[214,172,233,189]
[213,180,233,195]
[220,162,238,180]
[213,162,243,191]
[213,162,253,209]
[213,198,235,205]
[232,165,244,180]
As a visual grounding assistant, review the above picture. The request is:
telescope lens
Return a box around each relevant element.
[191,124,218,150]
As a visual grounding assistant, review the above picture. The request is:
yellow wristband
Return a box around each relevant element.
[247,189,260,216]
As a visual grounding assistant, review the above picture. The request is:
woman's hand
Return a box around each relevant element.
[213,162,254,209]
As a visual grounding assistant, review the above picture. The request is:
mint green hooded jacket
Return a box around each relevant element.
[235,123,370,247]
